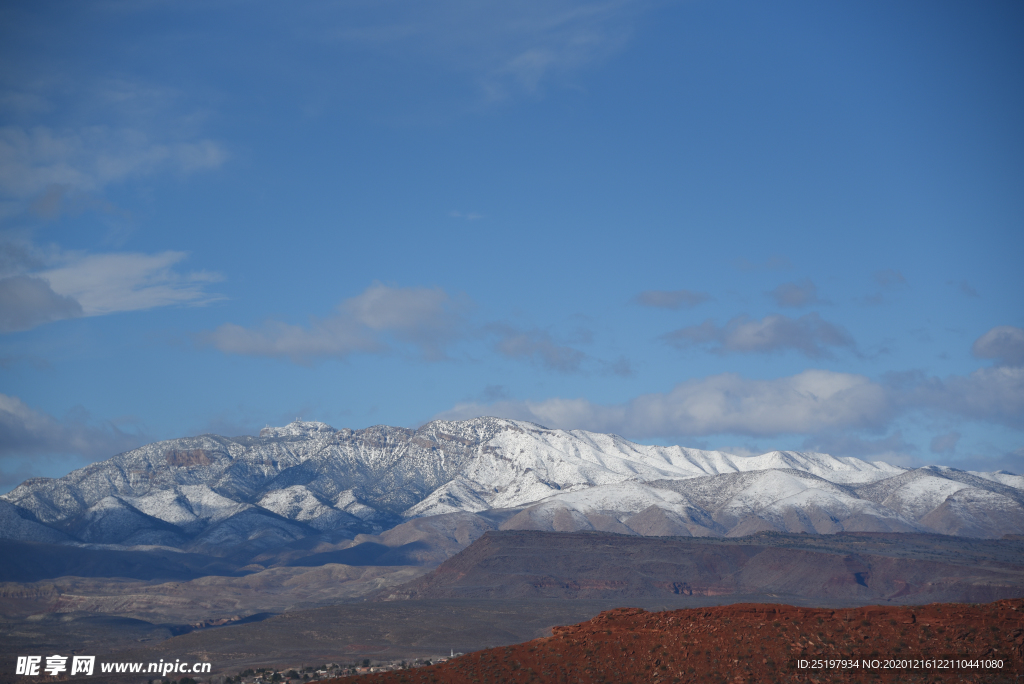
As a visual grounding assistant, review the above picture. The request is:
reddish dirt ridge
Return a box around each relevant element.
[337,599,1024,683]
[163,449,214,467]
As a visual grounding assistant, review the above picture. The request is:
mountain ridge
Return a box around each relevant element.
[3,417,1023,553]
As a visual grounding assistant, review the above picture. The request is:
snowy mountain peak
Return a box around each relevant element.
[259,420,336,439]
[1,417,1021,548]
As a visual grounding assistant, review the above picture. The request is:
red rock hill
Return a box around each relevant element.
[330,598,1023,683]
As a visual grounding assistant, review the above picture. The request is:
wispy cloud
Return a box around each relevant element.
[633,289,710,310]
[947,279,979,298]
[0,125,225,211]
[480,1,634,98]
[0,63,227,222]
[449,210,484,220]
[768,279,826,308]
[860,269,909,306]
[803,431,917,461]
[874,325,1024,431]
[487,324,587,373]
[0,237,224,333]
[40,251,223,316]
[601,355,633,377]
[0,275,82,333]
[663,313,856,359]
[437,327,1024,446]
[874,269,907,289]
[956,447,1024,477]
[0,393,146,487]
[887,365,1024,430]
[0,234,50,275]
[324,0,645,101]
[480,384,511,402]
[929,431,960,455]
[733,255,792,272]
[972,325,1024,367]
[207,283,465,363]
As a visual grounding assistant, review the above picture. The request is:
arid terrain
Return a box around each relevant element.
[342,598,1024,684]
[3,530,1023,682]
[387,530,1024,604]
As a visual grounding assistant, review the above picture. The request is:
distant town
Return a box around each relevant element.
[218,654,461,683]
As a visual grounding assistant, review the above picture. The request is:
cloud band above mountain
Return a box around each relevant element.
[437,329,1024,440]
[205,283,465,363]
[437,369,890,438]
[663,313,856,359]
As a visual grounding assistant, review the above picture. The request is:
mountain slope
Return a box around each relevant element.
[2,418,1021,552]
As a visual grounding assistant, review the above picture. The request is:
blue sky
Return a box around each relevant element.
[1,0,1022,491]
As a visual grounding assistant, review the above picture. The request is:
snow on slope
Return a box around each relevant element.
[487,469,921,538]
[1,417,1021,547]
[736,451,903,484]
[258,485,364,531]
[968,470,1024,489]
[403,423,904,517]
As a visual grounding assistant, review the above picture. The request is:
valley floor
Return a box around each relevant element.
[3,531,1024,682]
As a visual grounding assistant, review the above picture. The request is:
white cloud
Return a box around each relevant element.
[438,355,1024,444]
[0,125,226,204]
[344,283,453,338]
[0,236,224,332]
[207,283,464,363]
[972,325,1024,367]
[40,251,223,316]
[664,313,856,359]
[436,369,891,438]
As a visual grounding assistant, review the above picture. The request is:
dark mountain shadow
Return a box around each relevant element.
[0,540,243,582]
[286,540,433,567]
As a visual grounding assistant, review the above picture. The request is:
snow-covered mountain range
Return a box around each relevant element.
[3,417,1023,552]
